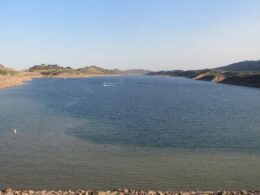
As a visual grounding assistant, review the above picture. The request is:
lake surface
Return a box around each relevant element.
[0,76,260,190]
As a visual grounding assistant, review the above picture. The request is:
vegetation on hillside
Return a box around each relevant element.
[28,64,122,76]
[216,60,260,72]
[0,64,16,75]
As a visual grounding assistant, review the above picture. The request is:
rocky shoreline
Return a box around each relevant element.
[1,189,259,195]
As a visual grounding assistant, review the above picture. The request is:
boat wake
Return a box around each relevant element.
[103,82,116,87]
[103,81,153,88]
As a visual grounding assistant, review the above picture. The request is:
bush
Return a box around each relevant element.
[0,69,7,75]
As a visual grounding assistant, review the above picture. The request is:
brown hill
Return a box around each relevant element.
[28,64,121,77]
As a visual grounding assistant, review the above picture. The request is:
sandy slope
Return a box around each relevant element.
[0,72,42,89]
[0,75,31,89]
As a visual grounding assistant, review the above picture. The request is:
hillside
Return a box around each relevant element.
[28,64,73,76]
[28,64,151,77]
[147,69,210,78]
[0,64,16,75]
[219,74,260,88]
[121,69,151,75]
[147,60,260,88]
[28,64,121,77]
[77,66,122,75]
[216,60,260,71]
[0,64,34,89]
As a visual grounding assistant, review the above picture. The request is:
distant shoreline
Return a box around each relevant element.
[146,60,260,89]
[1,188,259,195]
[0,73,122,89]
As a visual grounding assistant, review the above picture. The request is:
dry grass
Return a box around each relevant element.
[0,72,42,89]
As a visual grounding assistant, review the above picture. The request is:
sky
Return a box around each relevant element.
[0,0,260,71]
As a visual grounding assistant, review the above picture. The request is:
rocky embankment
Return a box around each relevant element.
[1,189,259,195]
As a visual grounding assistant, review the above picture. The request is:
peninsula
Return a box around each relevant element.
[0,64,120,89]
[0,64,150,89]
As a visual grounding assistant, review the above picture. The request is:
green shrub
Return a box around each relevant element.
[0,69,7,75]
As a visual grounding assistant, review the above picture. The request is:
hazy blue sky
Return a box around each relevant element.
[1,0,260,70]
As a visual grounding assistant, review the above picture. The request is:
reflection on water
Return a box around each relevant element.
[0,76,260,190]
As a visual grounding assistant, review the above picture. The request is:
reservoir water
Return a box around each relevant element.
[0,76,260,190]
